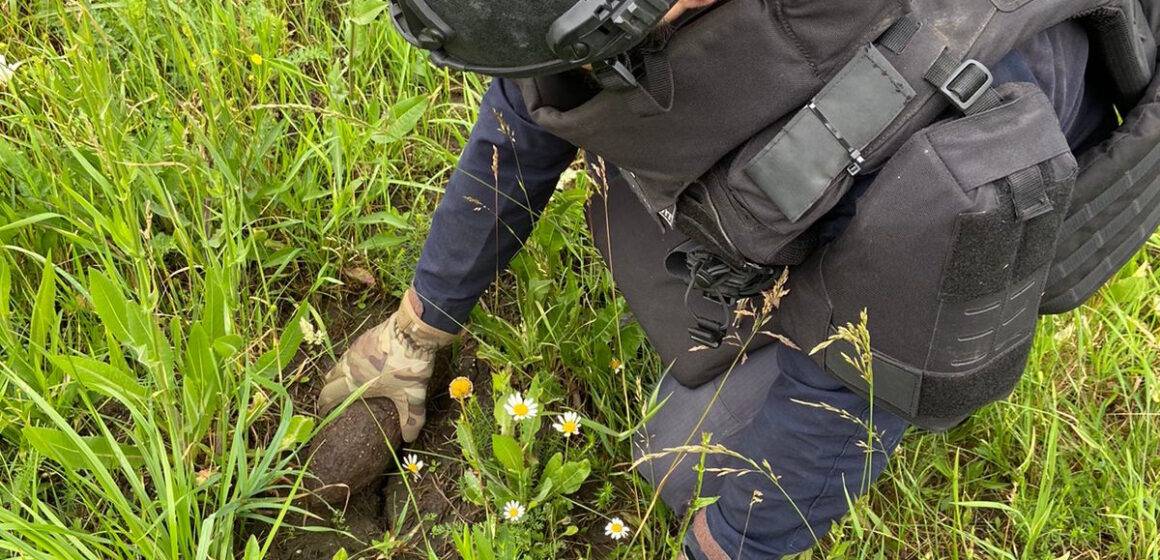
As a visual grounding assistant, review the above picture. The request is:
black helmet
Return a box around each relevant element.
[389,0,676,78]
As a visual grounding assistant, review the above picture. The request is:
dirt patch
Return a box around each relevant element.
[260,295,490,560]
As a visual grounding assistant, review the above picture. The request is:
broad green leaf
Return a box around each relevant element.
[531,477,554,506]
[243,535,261,560]
[356,234,406,252]
[372,95,429,145]
[349,0,389,25]
[202,266,231,340]
[491,434,524,473]
[550,460,590,495]
[184,322,221,441]
[250,307,306,379]
[49,354,147,402]
[356,210,413,230]
[30,257,57,384]
[88,269,172,372]
[690,496,720,511]
[473,526,496,560]
[1107,276,1148,305]
[456,421,481,465]
[460,470,485,505]
[213,334,245,358]
[542,452,563,478]
[280,415,316,451]
[331,549,349,560]
[23,426,144,470]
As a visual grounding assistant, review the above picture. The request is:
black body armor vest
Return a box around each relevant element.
[517,0,1160,429]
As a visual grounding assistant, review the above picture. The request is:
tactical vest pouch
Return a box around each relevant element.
[676,43,917,267]
[1041,51,1160,313]
[776,83,1077,430]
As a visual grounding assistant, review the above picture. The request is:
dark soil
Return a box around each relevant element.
[259,295,491,560]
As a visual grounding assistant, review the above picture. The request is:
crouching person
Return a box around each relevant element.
[310,0,1141,556]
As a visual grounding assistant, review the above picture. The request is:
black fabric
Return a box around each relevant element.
[1012,160,1077,281]
[516,0,905,191]
[1080,3,1156,105]
[773,84,1078,429]
[878,15,920,54]
[588,171,777,387]
[940,208,1022,302]
[1008,165,1054,221]
[1043,50,1160,312]
[915,336,1033,420]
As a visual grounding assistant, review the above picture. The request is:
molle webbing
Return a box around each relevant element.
[1042,58,1160,313]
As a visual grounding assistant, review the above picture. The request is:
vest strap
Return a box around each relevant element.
[926,50,1003,114]
[1008,165,1055,222]
[742,43,915,223]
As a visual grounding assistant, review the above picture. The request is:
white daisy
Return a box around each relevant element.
[502,500,526,523]
[401,454,424,479]
[504,392,539,421]
[552,411,582,438]
[604,517,631,540]
[0,55,22,86]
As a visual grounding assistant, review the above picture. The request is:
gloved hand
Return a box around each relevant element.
[305,288,458,505]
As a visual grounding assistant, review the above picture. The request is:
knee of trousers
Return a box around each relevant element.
[631,426,704,517]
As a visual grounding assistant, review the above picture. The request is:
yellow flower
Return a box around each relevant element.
[553,412,582,438]
[610,358,624,373]
[504,392,538,421]
[449,376,474,401]
[502,500,526,523]
[604,517,631,540]
[249,53,264,66]
[401,453,424,479]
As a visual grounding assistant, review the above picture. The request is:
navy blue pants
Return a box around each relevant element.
[590,174,910,558]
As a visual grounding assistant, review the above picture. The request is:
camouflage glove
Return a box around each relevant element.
[318,288,458,442]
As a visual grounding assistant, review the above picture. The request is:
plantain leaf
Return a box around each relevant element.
[349,0,389,25]
[49,354,147,403]
[23,426,144,470]
[491,434,524,473]
[372,95,428,145]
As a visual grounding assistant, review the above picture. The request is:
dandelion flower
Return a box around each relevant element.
[553,411,582,438]
[449,376,474,401]
[249,53,264,66]
[504,392,538,421]
[401,454,424,479]
[502,500,526,523]
[610,358,624,373]
[604,517,631,540]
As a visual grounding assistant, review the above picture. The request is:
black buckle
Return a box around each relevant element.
[690,317,728,349]
[592,58,639,89]
[939,59,994,111]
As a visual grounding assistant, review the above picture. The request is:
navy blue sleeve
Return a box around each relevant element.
[412,79,578,333]
[992,20,1114,148]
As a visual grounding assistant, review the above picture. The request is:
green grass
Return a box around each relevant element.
[1,2,1157,559]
